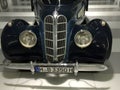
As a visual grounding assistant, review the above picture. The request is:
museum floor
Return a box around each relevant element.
[0,0,120,90]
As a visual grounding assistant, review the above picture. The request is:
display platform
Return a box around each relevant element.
[0,0,120,90]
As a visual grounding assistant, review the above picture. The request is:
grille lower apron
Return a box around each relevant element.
[44,15,67,63]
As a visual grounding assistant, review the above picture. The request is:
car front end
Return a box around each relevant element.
[1,0,112,76]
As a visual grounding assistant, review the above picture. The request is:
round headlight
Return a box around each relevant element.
[19,30,37,48]
[74,30,93,48]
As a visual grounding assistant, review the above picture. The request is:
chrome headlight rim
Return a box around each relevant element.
[74,30,93,48]
[19,30,37,48]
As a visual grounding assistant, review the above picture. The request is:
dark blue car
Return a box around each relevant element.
[1,0,112,75]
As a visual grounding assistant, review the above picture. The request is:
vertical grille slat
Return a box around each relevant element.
[44,15,67,62]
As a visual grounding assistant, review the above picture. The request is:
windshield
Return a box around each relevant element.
[39,0,81,5]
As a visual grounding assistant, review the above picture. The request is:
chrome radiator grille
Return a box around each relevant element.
[44,15,67,62]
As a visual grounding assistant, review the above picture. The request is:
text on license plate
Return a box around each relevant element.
[35,66,74,73]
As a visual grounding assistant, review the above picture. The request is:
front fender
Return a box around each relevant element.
[1,19,43,63]
[68,19,112,64]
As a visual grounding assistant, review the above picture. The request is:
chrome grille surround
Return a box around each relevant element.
[44,15,67,63]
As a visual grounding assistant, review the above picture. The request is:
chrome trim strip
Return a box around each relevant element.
[46,54,54,57]
[57,46,65,49]
[45,39,53,41]
[45,31,53,33]
[53,13,57,62]
[57,22,66,24]
[46,54,65,57]
[45,23,53,25]
[57,38,66,41]
[46,47,53,49]
[58,53,65,56]
[57,31,66,33]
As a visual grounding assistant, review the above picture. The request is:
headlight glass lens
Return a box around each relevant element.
[74,30,93,48]
[19,30,37,48]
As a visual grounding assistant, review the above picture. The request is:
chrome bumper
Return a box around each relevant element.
[3,60,108,76]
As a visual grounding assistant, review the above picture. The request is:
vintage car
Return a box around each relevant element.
[1,0,112,75]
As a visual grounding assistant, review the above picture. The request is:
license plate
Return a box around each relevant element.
[35,66,74,73]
